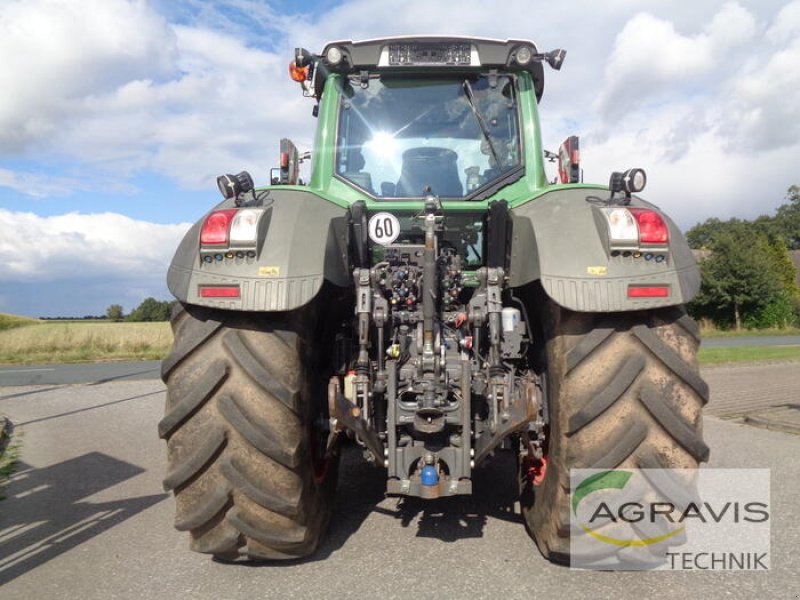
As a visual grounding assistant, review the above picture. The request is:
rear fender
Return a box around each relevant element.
[167,190,350,311]
[509,188,700,312]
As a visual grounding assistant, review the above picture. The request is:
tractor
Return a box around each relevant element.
[159,36,709,562]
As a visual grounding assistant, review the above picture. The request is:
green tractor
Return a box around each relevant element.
[159,36,709,562]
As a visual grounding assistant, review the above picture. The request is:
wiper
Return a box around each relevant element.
[462,79,502,171]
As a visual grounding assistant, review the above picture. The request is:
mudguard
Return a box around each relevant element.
[167,189,350,311]
[509,188,700,312]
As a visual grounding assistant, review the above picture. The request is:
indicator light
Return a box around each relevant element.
[289,60,309,82]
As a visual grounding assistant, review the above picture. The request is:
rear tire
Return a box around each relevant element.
[159,303,337,561]
[520,302,709,562]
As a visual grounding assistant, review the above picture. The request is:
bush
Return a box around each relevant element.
[126,297,175,322]
[744,292,797,329]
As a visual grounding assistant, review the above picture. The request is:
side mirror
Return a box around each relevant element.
[546,49,566,71]
[558,135,580,184]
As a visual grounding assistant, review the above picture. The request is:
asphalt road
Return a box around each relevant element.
[701,335,800,348]
[1,376,798,599]
[0,361,161,387]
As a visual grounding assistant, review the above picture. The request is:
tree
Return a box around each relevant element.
[106,304,125,322]
[686,217,751,250]
[689,232,783,330]
[126,297,174,322]
[686,185,800,250]
[773,185,800,249]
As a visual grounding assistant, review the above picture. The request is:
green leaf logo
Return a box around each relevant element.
[572,470,684,547]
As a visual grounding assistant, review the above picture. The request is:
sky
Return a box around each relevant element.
[1,0,799,317]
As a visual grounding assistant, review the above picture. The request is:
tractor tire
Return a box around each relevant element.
[520,302,709,563]
[159,303,337,561]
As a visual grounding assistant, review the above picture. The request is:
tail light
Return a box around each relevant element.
[628,285,670,298]
[629,208,669,245]
[199,285,240,298]
[200,209,237,245]
[600,207,670,248]
[200,208,264,248]
[229,209,264,243]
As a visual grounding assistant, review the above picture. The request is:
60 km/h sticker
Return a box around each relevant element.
[368,212,400,245]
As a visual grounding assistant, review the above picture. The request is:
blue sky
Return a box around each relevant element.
[1,0,799,317]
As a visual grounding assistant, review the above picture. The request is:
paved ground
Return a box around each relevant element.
[0,366,798,599]
[0,361,161,387]
[702,361,800,417]
[701,335,800,348]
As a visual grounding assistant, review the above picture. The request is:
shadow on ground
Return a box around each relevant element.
[0,452,166,585]
[318,444,521,557]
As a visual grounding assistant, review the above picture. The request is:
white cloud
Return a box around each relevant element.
[0,209,190,280]
[766,0,800,42]
[0,168,79,197]
[0,0,177,152]
[596,3,756,119]
[720,1,800,151]
[0,0,313,191]
[0,168,137,198]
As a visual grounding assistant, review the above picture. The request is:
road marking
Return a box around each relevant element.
[0,368,55,373]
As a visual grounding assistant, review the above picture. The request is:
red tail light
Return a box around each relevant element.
[200,209,238,245]
[199,285,240,298]
[628,285,670,298]
[629,208,669,244]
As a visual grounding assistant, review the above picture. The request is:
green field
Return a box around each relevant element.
[0,320,172,364]
[0,313,41,332]
[698,345,800,365]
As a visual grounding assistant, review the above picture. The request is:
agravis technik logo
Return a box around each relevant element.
[570,468,771,571]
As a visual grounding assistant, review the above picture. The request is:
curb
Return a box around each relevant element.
[742,405,800,436]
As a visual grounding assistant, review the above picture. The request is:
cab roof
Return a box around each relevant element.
[316,36,549,101]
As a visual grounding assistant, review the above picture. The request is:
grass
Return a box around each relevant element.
[0,419,21,500]
[0,321,172,364]
[698,345,800,365]
[0,313,41,332]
